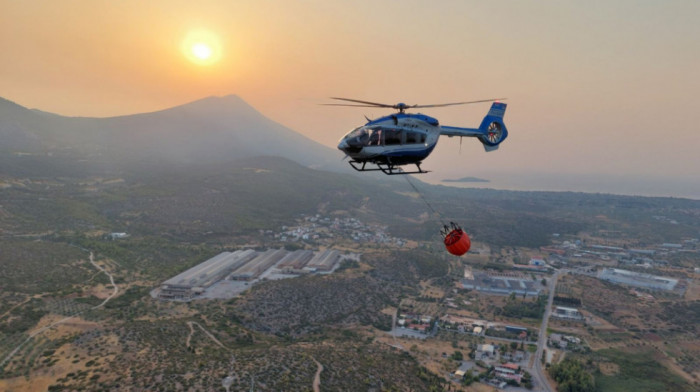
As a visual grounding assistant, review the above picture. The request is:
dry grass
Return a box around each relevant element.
[684,279,700,301]
[598,361,620,376]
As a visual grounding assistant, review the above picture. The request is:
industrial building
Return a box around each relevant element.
[305,249,341,271]
[277,249,314,273]
[599,268,678,291]
[158,248,351,300]
[158,250,256,299]
[461,272,542,297]
[228,249,287,281]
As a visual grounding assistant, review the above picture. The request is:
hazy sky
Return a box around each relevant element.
[2,1,699,196]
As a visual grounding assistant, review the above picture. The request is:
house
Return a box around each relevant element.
[495,363,519,374]
[495,363,522,383]
[477,344,495,356]
[454,362,474,379]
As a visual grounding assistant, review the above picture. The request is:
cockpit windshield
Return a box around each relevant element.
[346,127,367,140]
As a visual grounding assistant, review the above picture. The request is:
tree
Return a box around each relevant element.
[548,358,595,392]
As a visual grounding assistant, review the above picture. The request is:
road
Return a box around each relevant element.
[186,321,229,350]
[0,251,119,370]
[87,252,119,308]
[312,357,323,392]
[531,270,561,392]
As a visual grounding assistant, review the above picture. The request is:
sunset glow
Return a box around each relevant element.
[2,1,699,196]
[182,30,221,65]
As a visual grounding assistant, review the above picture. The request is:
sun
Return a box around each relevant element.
[182,30,221,65]
[191,43,212,60]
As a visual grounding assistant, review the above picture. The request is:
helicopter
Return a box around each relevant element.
[329,97,509,175]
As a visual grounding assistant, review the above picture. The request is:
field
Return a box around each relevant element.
[1,156,699,390]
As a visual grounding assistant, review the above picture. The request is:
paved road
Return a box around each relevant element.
[531,270,561,392]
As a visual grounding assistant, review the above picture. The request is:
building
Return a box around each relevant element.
[513,264,549,273]
[599,268,678,291]
[277,250,314,273]
[477,344,495,356]
[159,248,354,300]
[461,271,542,296]
[454,362,474,379]
[306,249,341,271]
[661,243,682,249]
[506,325,528,334]
[552,306,583,320]
[229,249,286,281]
[159,250,256,299]
[495,363,519,374]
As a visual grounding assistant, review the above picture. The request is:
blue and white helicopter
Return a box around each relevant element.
[330,97,509,175]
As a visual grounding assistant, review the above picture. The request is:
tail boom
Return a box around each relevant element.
[439,102,508,151]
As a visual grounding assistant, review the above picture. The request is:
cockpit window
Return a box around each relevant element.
[368,129,382,145]
[344,127,369,145]
[347,127,367,139]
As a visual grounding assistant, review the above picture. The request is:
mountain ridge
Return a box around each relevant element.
[0,94,343,172]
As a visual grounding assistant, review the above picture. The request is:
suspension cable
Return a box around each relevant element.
[403,174,447,227]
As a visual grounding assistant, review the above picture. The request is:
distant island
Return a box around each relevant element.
[442,176,490,183]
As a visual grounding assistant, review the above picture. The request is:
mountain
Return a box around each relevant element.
[0,95,343,175]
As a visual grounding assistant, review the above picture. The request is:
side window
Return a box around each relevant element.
[368,129,382,145]
[406,131,425,144]
[384,130,402,145]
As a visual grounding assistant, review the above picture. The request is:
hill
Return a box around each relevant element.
[0,95,343,176]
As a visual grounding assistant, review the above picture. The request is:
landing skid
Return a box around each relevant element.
[348,160,429,175]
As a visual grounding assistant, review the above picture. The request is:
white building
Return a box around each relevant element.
[599,268,678,291]
[552,306,583,320]
[477,344,495,356]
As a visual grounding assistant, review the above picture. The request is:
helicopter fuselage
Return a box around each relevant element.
[337,113,440,167]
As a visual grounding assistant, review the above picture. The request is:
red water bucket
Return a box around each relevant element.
[443,227,471,256]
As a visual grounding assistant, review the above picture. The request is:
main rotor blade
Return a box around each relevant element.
[320,104,387,108]
[412,98,506,109]
[330,97,395,108]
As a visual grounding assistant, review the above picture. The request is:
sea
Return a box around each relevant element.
[432,172,700,200]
